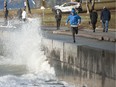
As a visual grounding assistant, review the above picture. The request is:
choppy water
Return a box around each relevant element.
[0,18,75,87]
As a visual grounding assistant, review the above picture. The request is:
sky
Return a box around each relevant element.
[0,0,71,10]
[0,0,35,10]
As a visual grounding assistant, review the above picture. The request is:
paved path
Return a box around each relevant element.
[0,19,115,52]
[41,26,116,42]
[41,26,116,52]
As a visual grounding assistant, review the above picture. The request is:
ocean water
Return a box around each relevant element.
[0,18,75,87]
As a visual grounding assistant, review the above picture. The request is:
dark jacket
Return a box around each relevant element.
[55,10,62,20]
[100,8,111,21]
[90,10,98,23]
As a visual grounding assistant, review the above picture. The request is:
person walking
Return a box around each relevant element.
[55,10,62,30]
[4,1,8,25]
[100,6,111,32]
[90,10,98,32]
[4,7,9,21]
[22,9,27,22]
[66,8,81,43]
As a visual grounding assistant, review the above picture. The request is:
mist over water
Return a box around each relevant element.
[0,18,75,87]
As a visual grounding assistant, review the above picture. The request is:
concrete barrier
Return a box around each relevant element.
[41,38,116,87]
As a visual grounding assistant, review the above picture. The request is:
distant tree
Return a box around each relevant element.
[86,0,90,14]
[86,0,95,14]
[91,0,95,10]
[27,0,31,13]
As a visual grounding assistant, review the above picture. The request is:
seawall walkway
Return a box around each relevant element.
[41,26,116,42]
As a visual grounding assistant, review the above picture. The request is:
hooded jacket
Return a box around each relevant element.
[66,9,81,26]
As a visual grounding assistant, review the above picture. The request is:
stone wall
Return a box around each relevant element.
[41,38,116,87]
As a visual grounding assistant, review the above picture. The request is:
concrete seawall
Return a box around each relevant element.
[41,38,116,87]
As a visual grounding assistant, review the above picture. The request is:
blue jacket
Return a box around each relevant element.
[66,9,81,25]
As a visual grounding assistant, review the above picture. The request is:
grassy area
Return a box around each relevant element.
[31,1,116,30]
[40,11,115,30]
[0,1,115,30]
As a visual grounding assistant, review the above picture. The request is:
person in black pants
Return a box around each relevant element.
[66,8,81,43]
[4,7,9,26]
[90,10,98,32]
[4,7,9,20]
[4,1,8,25]
[55,10,62,30]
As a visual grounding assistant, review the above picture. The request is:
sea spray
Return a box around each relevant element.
[0,18,75,87]
[0,18,55,75]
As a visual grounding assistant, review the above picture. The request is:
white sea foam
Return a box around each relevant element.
[0,18,54,74]
[0,18,75,87]
[0,73,76,87]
